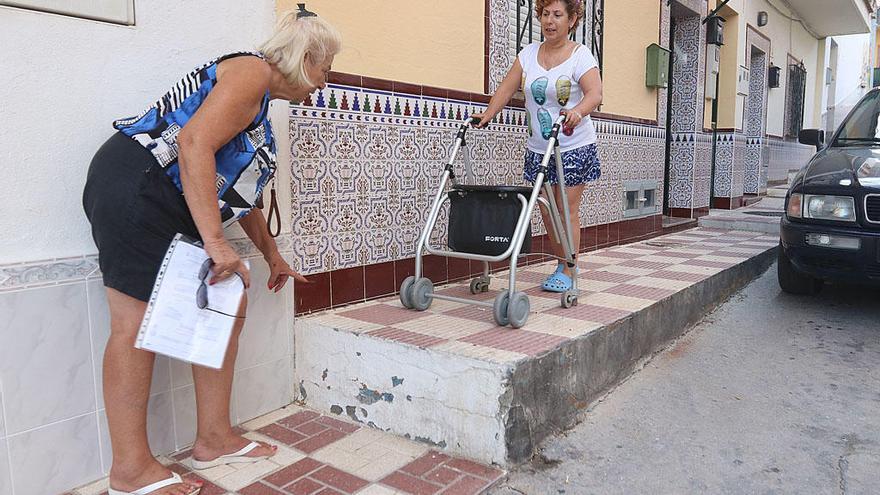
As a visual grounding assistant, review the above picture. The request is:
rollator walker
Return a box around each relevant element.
[398,115,579,328]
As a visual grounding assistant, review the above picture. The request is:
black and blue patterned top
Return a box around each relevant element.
[113,51,277,227]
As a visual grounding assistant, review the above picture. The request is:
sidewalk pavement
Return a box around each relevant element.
[67,210,784,495]
[67,403,504,495]
[697,196,786,234]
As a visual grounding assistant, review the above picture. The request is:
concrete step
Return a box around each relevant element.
[698,210,782,234]
[295,229,778,467]
[766,187,788,198]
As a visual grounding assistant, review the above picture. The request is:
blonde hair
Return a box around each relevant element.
[535,0,586,34]
[259,11,342,87]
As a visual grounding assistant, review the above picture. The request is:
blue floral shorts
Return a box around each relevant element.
[523,143,602,186]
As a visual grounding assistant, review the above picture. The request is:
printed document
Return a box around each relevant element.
[135,234,247,369]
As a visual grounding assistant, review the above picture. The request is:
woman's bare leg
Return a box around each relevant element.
[104,288,200,495]
[190,295,275,462]
[540,184,585,278]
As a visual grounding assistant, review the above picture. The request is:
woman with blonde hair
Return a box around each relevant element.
[473,0,602,293]
[82,7,341,494]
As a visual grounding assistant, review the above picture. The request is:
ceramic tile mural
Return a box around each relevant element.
[287,84,666,275]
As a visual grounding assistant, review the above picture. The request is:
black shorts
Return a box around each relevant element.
[83,132,200,302]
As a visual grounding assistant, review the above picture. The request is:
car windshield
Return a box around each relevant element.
[834,91,880,145]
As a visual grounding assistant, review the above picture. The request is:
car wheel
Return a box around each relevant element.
[777,243,823,295]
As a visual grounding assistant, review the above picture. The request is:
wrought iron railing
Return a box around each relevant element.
[514,0,604,73]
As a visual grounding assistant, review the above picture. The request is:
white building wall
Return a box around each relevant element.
[0,1,276,263]
[0,4,304,495]
[827,33,872,129]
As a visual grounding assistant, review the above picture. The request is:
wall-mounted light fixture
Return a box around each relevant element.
[757,11,769,27]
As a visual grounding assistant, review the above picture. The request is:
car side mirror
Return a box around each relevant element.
[798,129,825,150]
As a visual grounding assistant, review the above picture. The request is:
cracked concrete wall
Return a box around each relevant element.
[294,320,512,465]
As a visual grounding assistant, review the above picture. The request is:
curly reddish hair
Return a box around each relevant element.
[535,0,586,34]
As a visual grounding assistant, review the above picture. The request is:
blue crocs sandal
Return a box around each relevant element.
[541,266,572,293]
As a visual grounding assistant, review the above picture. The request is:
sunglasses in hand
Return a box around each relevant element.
[196,259,246,319]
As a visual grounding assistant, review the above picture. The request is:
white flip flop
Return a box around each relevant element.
[190,441,271,470]
[108,472,200,495]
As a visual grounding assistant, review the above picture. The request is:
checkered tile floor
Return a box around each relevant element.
[70,405,503,495]
[319,228,777,363]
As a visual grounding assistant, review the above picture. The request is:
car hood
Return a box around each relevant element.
[798,147,880,190]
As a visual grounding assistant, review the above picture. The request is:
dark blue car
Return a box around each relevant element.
[780,88,880,294]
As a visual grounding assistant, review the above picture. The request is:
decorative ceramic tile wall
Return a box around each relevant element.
[666,2,710,212]
[669,15,703,134]
[287,84,666,275]
[657,1,671,126]
[733,133,747,197]
[713,133,735,197]
[711,132,748,202]
[488,0,512,93]
[744,137,764,194]
[744,29,771,194]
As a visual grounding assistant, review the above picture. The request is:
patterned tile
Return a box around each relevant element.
[459,328,569,356]
[337,304,426,326]
[366,327,447,349]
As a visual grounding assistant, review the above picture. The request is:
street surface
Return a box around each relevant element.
[490,264,880,494]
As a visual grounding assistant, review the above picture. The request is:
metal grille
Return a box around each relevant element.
[786,63,807,138]
[512,0,604,73]
[865,194,880,223]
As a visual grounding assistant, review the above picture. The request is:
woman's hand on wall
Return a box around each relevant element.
[266,252,310,292]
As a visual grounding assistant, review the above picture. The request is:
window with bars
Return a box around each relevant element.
[785,63,807,138]
[510,0,603,72]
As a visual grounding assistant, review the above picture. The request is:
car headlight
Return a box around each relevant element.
[804,195,856,222]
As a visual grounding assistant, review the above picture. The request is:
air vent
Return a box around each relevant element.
[865,195,880,223]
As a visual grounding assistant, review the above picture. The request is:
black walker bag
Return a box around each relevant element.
[447,185,532,256]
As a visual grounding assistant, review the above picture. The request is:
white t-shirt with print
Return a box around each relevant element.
[518,42,598,153]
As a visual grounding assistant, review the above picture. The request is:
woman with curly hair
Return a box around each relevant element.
[473,0,602,293]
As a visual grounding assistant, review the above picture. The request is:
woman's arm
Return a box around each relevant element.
[563,67,603,130]
[238,210,309,291]
[472,59,524,128]
[177,56,272,286]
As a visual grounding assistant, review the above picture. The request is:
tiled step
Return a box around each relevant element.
[295,229,779,466]
[69,404,504,495]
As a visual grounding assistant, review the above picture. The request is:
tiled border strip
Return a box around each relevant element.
[0,236,293,292]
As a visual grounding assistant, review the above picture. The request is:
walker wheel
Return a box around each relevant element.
[469,277,490,294]
[493,290,511,326]
[508,291,530,328]
[411,277,434,311]
[561,291,578,308]
[399,276,416,309]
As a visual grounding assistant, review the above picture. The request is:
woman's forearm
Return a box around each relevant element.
[574,90,602,117]
[239,209,278,258]
[178,143,226,245]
